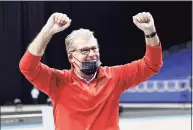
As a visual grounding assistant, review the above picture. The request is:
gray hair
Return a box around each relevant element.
[65,28,96,54]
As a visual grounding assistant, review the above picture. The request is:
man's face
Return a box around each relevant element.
[69,37,100,71]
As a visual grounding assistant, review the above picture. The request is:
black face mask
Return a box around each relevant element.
[81,60,101,75]
[72,56,101,75]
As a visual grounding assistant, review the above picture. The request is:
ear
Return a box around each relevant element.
[68,53,74,63]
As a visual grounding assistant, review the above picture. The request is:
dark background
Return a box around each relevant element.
[0,1,192,105]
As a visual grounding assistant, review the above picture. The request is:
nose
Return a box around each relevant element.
[87,49,97,59]
[88,49,95,56]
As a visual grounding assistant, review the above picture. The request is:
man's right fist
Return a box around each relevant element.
[45,12,71,35]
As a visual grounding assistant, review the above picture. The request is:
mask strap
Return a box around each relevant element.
[72,55,82,63]
[73,61,82,70]
[71,55,82,71]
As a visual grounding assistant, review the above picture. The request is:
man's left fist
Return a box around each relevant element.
[133,12,156,35]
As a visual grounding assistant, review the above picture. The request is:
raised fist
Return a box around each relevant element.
[133,12,156,35]
[45,12,72,35]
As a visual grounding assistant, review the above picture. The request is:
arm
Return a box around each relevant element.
[112,12,163,93]
[19,13,71,98]
[27,25,53,56]
[28,13,71,56]
[113,43,163,93]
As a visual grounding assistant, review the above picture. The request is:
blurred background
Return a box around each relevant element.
[0,1,192,130]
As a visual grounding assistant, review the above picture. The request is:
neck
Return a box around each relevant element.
[74,68,95,81]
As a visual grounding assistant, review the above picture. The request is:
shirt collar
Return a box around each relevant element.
[74,70,97,83]
[70,64,107,84]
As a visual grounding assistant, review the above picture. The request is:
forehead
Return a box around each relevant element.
[73,37,98,49]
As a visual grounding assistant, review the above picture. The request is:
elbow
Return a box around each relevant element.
[156,60,163,71]
[155,63,163,73]
[144,58,163,74]
[19,58,39,73]
[19,52,41,73]
[151,61,163,74]
[19,58,40,82]
[19,58,27,75]
[143,52,163,73]
[159,61,163,69]
[19,59,24,72]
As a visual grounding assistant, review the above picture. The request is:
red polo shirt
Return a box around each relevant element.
[19,44,163,130]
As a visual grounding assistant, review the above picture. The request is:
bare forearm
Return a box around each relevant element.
[28,26,53,56]
[144,27,160,47]
[145,33,160,47]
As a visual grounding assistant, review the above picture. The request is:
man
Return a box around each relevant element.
[19,12,163,130]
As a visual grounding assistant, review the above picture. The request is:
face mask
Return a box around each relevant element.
[72,56,101,75]
[81,60,101,75]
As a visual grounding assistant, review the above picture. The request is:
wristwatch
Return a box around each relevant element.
[145,32,157,38]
